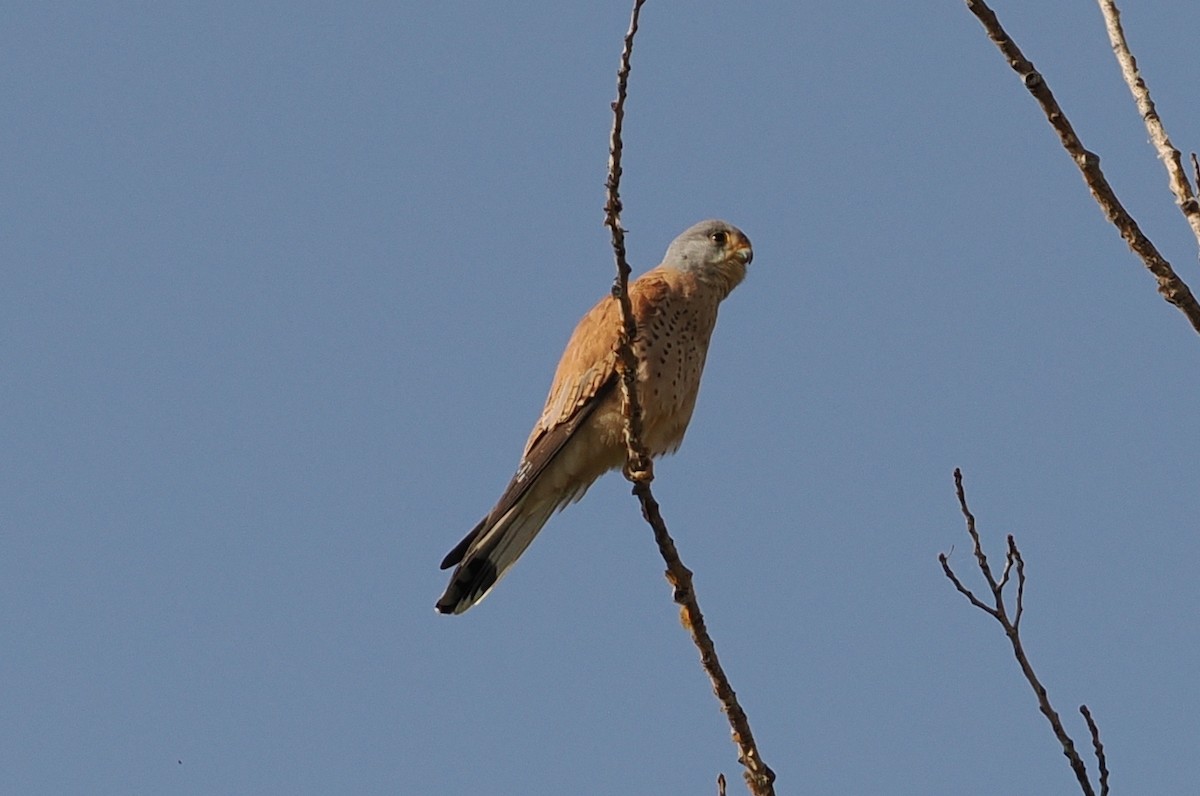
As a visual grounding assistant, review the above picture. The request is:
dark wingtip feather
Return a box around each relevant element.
[435,557,498,615]
[440,517,487,570]
[438,546,464,571]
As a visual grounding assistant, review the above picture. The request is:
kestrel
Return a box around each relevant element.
[436,219,752,614]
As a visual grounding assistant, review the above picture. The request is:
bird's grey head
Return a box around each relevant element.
[662,219,753,295]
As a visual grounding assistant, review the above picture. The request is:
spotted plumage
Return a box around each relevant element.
[436,219,752,614]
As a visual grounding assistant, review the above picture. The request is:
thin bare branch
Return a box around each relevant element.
[938,552,999,618]
[1097,0,1200,250]
[602,4,775,794]
[941,469,1099,796]
[1080,705,1111,796]
[605,0,653,482]
[997,544,1015,591]
[1009,534,1026,630]
[1191,153,1200,200]
[954,468,1000,594]
[718,773,727,796]
[962,0,1200,334]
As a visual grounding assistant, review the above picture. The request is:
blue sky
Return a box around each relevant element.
[4,2,1198,793]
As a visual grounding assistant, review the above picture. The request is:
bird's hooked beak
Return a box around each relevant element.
[731,234,753,266]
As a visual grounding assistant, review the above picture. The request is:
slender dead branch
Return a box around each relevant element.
[602,3,775,794]
[962,0,1200,334]
[605,0,653,482]
[1080,705,1111,796]
[1097,0,1200,250]
[939,469,1103,796]
[1009,534,1026,630]
[939,555,997,618]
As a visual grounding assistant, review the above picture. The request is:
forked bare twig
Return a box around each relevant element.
[940,469,1104,796]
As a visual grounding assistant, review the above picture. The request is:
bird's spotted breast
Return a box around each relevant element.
[634,291,721,456]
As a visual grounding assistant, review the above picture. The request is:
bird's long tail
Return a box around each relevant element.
[435,496,557,614]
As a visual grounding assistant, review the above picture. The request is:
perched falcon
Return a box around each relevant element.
[436,219,752,614]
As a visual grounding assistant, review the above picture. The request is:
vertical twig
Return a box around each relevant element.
[604,0,653,482]
[1008,534,1026,630]
[1096,0,1200,251]
[1080,705,1111,796]
[602,3,776,795]
[940,469,1103,796]
[961,0,1200,334]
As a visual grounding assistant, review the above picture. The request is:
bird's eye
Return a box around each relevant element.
[709,231,727,245]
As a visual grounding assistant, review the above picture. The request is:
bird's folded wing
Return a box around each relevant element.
[525,269,672,446]
[436,374,614,572]
[439,273,671,572]
[475,295,626,531]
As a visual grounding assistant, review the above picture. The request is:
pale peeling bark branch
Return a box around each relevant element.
[602,3,776,794]
[962,0,1200,334]
[1097,0,1200,251]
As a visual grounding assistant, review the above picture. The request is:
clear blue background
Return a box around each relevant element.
[4,2,1197,793]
